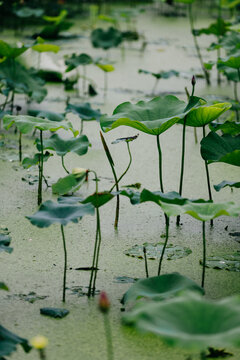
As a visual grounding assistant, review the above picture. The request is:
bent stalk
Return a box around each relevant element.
[157,216,169,276]
[61,156,70,174]
[109,141,132,192]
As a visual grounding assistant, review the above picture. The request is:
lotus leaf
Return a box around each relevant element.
[22,151,52,169]
[214,180,240,192]
[26,200,94,227]
[138,69,179,80]
[81,192,114,208]
[201,132,240,166]
[0,282,8,290]
[209,120,240,136]
[0,60,47,102]
[202,252,240,272]
[52,173,86,195]
[0,325,31,357]
[122,293,240,350]
[221,0,240,8]
[40,307,69,318]
[65,102,102,122]
[39,133,90,157]
[121,273,204,305]
[124,242,192,260]
[119,189,141,205]
[0,40,28,60]
[37,21,73,40]
[194,19,229,37]
[100,95,204,136]
[96,63,115,72]
[32,43,60,53]
[91,27,122,50]
[28,109,65,122]
[65,53,93,72]
[3,115,78,136]
[218,50,240,69]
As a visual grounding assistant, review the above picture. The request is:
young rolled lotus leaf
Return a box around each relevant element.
[26,200,95,302]
[91,27,122,50]
[0,325,32,357]
[32,42,60,54]
[122,293,240,350]
[214,180,240,192]
[121,273,204,305]
[66,102,102,134]
[201,132,240,167]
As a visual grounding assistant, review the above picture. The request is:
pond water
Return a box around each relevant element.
[1,3,240,359]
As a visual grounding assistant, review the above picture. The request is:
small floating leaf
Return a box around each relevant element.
[7,292,48,303]
[121,273,204,305]
[124,242,192,260]
[40,307,69,318]
[0,235,13,253]
[202,252,240,272]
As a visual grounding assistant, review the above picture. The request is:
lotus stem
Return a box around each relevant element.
[156,134,164,193]
[157,216,169,276]
[88,210,100,297]
[37,130,43,205]
[83,65,86,95]
[10,91,15,114]
[61,156,69,174]
[202,126,213,226]
[92,207,102,296]
[19,131,22,163]
[152,78,159,95]
[201,221,206,289]
[188,4,210,86]
[60,225,67,303]
[194,127,198,144]
[38,349,47,360]
[217,0,222,85]
[233,81,239,121]
[100,132,120,228]
[103,313,114,360]
[177,116,187,226]
[80,119,83,135]
[143,246,149,278]
[109,141,132,192]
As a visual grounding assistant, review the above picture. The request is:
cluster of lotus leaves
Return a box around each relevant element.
[3,115,78,136]
[91,27,122,50]
[100,95,231,135]
[122,292,240,350]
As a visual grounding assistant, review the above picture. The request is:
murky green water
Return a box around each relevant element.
[1,4,240,360]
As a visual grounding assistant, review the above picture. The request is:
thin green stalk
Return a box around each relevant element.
[233,81,239,121]
[202,126,213,226]
[157,216,169,276]
[217,1,222,85]
[201,221,206,289]
[60,225,67,302]
[103,314,114,360]
[156,134,164,193]
[37,130,43,205]
[109,141,132,192]
[194,127,198,144]
[61,156,69,174]
[188,4,210,86]
[19,131,22,163]
[91,207,102,296]
[80,119,83,135]
[143,246,149,278]
[83,65,86,95]
[38,349,46,360]
[152,78,159,95]
[176,116,186,226]
[10,91,15,114]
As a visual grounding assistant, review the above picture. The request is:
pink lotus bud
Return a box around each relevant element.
[191,75,196,87]
[99,291,110,313]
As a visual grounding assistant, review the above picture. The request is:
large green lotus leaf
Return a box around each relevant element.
[0,325,31,357]
[0,40,28,60]
[40,133,90,156]
[218,50,240,69]
[0,282,8,291]
[81,192,114,208]
[52,173,86,195]
[194,19,229,37]
[65,102,102,122]
[28,109,65,122]
[219,32,240,53]
[140,188,240,220]
[22,151,52,169]
[91,27,122,50]
[65,53,93,72]
[32,43,60,53]
[100,95,203,136]
[121,273,204,305]
[210,120,240,136]
[214,180,240,192]
[184,102,231,127]
[26,200,94,228]
[122,293,240,350]
[201,132,240,166]
[3,115,78,136]
[0,60,47,102]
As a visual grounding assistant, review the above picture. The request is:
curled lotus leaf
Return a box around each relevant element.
[22,151,52,169]
[138,69,179,80]
[26,200,95,228]
[0,325,31,357]
[39,133,90,157]
[81,192,114,208]
[91,27,122,50]
[214,180,240,192]
[100,95,204,136]
[121,273,204,305]
[3,115,78,136]
[65,102,102,122]
[112,134,139,144]
[201,132,240,166]
[52,173,86,195]
[122,293,240,350]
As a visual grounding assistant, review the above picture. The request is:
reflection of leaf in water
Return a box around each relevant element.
[114,276,138,284]
[21,174,39,185]
[202,252,240,272]
[124,242,192,260]
[7,292,48,303]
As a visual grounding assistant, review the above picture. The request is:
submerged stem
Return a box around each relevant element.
[61,156,70,174]
[201,221,206,289]
[61,225,67,303]
[157,216,169,276]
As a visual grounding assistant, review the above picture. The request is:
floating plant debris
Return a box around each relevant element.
[114,276,139,284]
[7,292,48,303]
[202,252,240,272]
[124,243,192,260]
